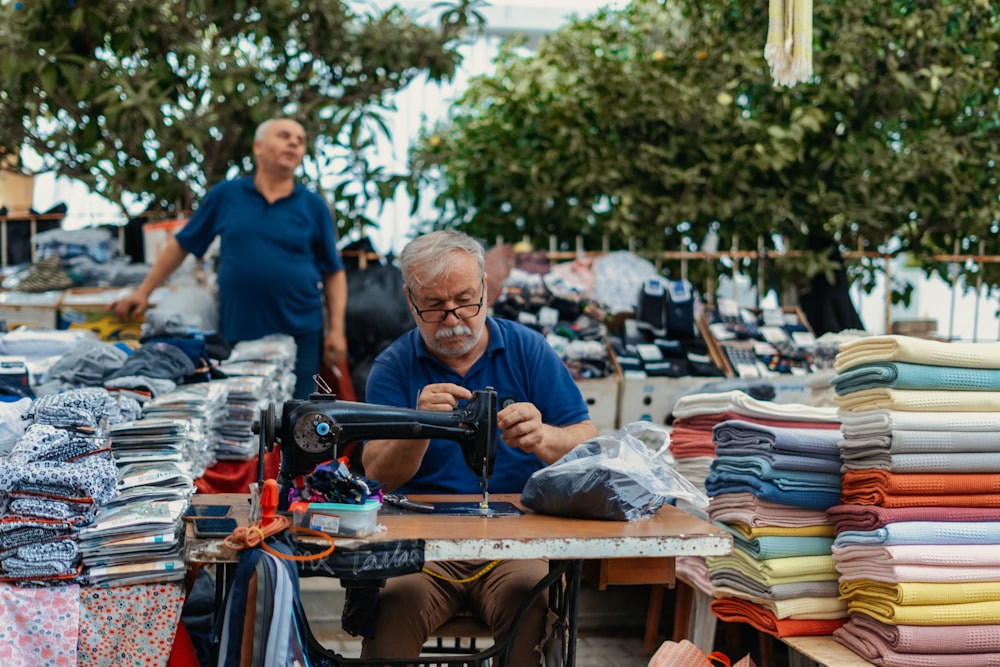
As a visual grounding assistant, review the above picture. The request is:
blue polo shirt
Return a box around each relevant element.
[175,176,343,342]
[365,317,591,494]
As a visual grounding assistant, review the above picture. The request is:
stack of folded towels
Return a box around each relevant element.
[828,334,1000,666]
[674,390,848,638]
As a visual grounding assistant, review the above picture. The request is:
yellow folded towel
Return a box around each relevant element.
[836,335,1000,372]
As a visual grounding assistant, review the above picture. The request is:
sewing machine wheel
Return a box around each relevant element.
[256,402,277,452]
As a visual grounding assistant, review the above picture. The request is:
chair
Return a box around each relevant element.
[422,612,494,656]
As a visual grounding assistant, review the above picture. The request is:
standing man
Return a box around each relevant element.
[360,230,598,665]
[112,118,347,399]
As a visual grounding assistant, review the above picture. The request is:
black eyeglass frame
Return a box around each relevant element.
[407,282,486,323]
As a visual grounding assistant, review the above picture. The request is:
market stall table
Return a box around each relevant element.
[185,493,731,666]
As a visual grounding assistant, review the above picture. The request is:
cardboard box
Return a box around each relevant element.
[576,373,621,435]
[59,286,143,340]
[571,338,623,435]
[618,375,712,426]
[142,218,188,264]
[0,289,62,331]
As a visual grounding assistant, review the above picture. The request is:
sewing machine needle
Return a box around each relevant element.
[479,462,489,513]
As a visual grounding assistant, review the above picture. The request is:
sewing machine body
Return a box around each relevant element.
[254,389,499,509]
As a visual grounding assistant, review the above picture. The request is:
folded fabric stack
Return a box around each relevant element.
[829,334,1000,666]
[140,382,228,476]
[670,389,839,492]
[0,388,126,584]
[685,392,845,638]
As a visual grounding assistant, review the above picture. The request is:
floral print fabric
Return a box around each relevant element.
[77,582,185,667]
[0,582,80,667]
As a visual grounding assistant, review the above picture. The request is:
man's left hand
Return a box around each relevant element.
[497,401,545,454]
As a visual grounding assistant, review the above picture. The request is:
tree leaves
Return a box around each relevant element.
[410,0,1000,293]
[0,0,483,235]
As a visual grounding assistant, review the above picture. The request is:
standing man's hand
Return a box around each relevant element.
[324,328,348,368]
[110,290,151,321]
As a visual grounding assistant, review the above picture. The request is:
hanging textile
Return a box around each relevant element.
[765,0,813,87]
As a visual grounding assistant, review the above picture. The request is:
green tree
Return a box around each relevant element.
[410,0,1000,296]
[0,0,484,233]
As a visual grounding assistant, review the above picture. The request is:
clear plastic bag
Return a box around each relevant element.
[520,421,709,521]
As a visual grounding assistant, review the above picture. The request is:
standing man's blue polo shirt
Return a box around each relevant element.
[365,317,592,494]
[174,176,343,342]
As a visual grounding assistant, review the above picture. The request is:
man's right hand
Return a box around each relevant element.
[110,290,149,321]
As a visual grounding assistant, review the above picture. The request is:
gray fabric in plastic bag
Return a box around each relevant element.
[520,422,708,521]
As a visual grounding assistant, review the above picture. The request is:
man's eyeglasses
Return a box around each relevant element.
[408,285,485,323]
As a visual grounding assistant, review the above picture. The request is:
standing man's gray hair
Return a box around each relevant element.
[399,230,486,289]
[254,119,276,142]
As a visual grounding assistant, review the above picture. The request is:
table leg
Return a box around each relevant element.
[644,584,665,652]
[565,560,581,667]
[672,578,693,642]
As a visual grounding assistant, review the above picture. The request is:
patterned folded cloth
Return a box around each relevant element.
[836,387,1000,412]
[841,469,1000,508]
[832,543,1000,567]
[709,597,846,637]
[841,579,1000,607]
[834,521,1000,547]
[843,611,1000,654]
[834,618,1000,667]
[27,387,127,429]
[8,494,97,523]
[0,455,119,505]
[0,516,77,550]
[0,538,79,578]
[5,424,108,465]
[710,492,831,528]
[826,504,1000,533]
[839,408,1000,437]
[835,335,1000,373]
[833,361,1000,395]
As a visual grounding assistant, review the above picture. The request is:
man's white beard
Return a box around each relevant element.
[429,322,480,357]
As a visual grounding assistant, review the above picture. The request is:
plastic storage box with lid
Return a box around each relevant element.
[58,286,143,340]
[0,289,63,331]
[292,499,381,537]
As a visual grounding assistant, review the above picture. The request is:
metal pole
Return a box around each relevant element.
[948,239,959,341]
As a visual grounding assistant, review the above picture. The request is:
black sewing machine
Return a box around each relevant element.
[253,388,499,510]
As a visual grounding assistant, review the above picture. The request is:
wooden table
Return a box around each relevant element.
[784,636,876,667]
[186,493,731,666]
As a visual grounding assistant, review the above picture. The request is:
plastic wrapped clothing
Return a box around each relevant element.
[521,422,708,521]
